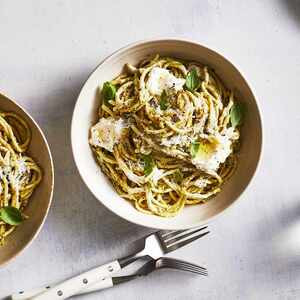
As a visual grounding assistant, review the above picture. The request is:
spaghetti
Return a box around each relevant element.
[90,55,242,217]
[0,112,42,243]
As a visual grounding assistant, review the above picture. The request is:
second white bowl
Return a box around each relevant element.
[71,39,262,230]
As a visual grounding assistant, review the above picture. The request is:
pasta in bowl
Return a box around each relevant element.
[0,93,53,267]
[0,112,42,242]
[72,39,262,229]
[89,55,243,217]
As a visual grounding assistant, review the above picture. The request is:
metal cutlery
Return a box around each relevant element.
[11,257,207,300]
[135,256,208,276]
[30,226,209,300]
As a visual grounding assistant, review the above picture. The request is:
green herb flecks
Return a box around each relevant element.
[159,90,169,110]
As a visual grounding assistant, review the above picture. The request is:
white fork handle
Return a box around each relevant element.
[11,277,113,300]
[30,260,120,300]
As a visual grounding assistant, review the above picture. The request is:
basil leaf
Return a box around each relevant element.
[142,154,155,176]
[0,206,23,226]
[230,102,246,127]
[190,142,200,158]
[185,68,200,92]
[159,90,168,110]
[102,82,116,104]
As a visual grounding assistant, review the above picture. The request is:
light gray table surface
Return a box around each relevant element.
[1,0,300,299]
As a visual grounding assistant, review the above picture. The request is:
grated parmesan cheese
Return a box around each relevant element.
[150,167,164,184]
[146,67,185,96]
[161,135,192,147]
[194,178,210,189]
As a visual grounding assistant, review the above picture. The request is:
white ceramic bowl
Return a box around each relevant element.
[71,39,262,230]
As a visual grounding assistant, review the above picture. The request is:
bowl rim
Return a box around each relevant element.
[71,38,263,230]
[0,92,54,268]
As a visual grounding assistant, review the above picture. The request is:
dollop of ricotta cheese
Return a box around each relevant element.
[90,117,126,152]
[191,134,233,172]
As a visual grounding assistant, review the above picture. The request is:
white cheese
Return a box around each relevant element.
[193,96,205,109]
[194,178,210,189]
[146,67,185,96]
[224,127,239,140]
[125,170,144,185]
[90,117,126,152]
[17,158,28,175]
[0,158,29,191]
[150,167,164,184]
[161,135,192,147]
[191,134,232,172]
[155,106,162,115]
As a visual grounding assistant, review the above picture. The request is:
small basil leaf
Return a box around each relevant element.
[185,68,200,92]
[142,154,155,176]
[0,206,23,226]
[102,82,116,105]
[190,142,200,158]
[230,102,246,127]
[159,90,168,110]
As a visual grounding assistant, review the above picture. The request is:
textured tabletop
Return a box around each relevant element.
[1,1,300,299]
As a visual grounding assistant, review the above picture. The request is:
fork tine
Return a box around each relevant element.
[161,258,207,271]
[171,268,207,276]
[163,265,207,275]
[162,260,208,275]
[157,230,175,236]
[164,231,210,253]
[165,260,207,271]
[158,226,208,240]
[157,229,185,238]
[173,267,208,276]
[169,262,207,273]
[162,227,208,246]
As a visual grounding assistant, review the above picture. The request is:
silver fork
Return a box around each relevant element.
[11,258,207,300]
[138,257,208,276]
[32,226,209,300]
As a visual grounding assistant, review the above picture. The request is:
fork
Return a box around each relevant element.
[31,226,209,300]
[11,257,207,300]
